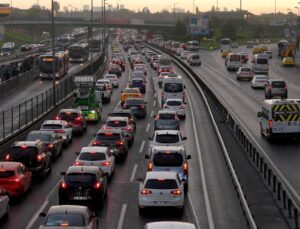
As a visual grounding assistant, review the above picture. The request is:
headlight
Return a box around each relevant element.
[55,73,59,77]
[91,110,96,114]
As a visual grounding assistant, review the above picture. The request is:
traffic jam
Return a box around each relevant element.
[0,33,196,229]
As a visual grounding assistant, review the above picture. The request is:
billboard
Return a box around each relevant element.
[189,15,209,35]
[0,4,11,17]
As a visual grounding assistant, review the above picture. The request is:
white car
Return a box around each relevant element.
[0,188,9,219]
[138,171,185,215]
[176,48,184,56]
[145,222,196,229]
[39,205,98,229]
[180,51,189,59]
[251,75,269,89]
[95,80,113,103]
[148,130,187,151]
[163,98,186,119]
[74,146,115,177]
[40,120,73,146]
[103,74,119,88]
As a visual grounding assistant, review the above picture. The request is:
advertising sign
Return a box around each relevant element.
[189,15,209,35]
[0,4,10,17]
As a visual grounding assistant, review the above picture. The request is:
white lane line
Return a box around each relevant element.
[153,101,156,107]
[146,123,150,132]
[188,193,201,229]
[117,204,127,229]
[114,100,121,111]
[26,200,49,229]
[187,92,215,229]
[130,164,138,182]
[139,140,145,154]
[150,110,154,117]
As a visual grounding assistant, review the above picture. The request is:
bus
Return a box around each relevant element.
[68,43,89,63]
[38,51,70,79]
[187,40,200,51]
[277,39,289,57]
[220,38,232,52]
[89,38,101,52]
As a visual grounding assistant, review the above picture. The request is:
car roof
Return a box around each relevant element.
[154,130,180,135]
[145,222,196,229]
[47,205,90,215]
[0,161,23,170]
[28,130,54,135]
[145,171,178,180]
[111,109,133,115]
[42,120,65,125]
[67,166,100,174]
[80,146,108,153]
[165,98,183,102]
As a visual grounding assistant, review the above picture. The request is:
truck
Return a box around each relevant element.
[257,99,300,140]
[73,76,102,122]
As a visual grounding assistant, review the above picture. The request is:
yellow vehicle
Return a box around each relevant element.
[252,47,262,54]
[221,50,230,58]
[281,57,295,67]
[259,46,268,52]
[120,87,142,104]
[280,43,296,58]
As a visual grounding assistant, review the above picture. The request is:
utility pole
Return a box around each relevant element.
[51,0,56,106]
[90,0,93,74]
[240,0,242,11]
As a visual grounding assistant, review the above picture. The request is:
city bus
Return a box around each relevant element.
[277,39,289,57]
[38,51,70,79]
[89,38,101,52]
[68,43,89,63]
[220,38,232,52]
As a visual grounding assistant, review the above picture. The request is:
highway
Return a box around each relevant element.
[0,43,248,229]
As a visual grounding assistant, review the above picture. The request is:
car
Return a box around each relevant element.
[74,147,115,178]
[134,64,147,76]
[95,80,113,103]
[236,67,254,81]
[40,120,73,146]
[189,54,201,66]
[123,98,147,118]
[144,221,196,229]
[111,58,125,72]
[129,78,146,94]
[39,205,98,229]
[148,130,187,151]
[56,109,87,135]
[0,188,9,219]
[59,166,108,208]
[158,72,171,88]
[263,51,273,59]
[26,130,63,160]
[92,129,129,161]
[108,63,122,77]
[0,162,32,197]
[240,52,248,63]
[103,74,119,88]
[176,48,184,56]
[251,75,269,89]
[163,98,186,119]
[145,146,191,186]
[221,50,230,58]
[131,70,147,83]
[102,116,135,145]
[282,57,295,67]
[180,51,189,59]
[120,87,142,105]
[108,109,136,131]
[138,171,185,215]
[154,110,180,131]
[265,80,287,99]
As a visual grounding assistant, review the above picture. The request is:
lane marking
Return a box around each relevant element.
[146,123,150,132]
[130,164,138,182]
[26,200,49,229]
[187,92,215,229]
[154,92,157,98]
[139,140,145,154]
[188,193,201,229]
[150,110,154,117]
[153,101,156,107]
[117,204,127,229]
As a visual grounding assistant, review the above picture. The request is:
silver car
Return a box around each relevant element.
[251,75,269,89]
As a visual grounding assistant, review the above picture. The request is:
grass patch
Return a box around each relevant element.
[4,31,32,43]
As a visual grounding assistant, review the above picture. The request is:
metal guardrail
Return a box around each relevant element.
[149,43,300,229]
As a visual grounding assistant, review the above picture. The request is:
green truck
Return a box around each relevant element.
[73,76,102,122]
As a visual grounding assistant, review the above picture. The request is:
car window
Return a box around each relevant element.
[27,133,51,142]
[158,113,176,119]
[163,83,183,93]
[79,152,106,161]
[0,170,15,178]
[153,152,183,166]
[66,173,97,183]
[41,124,63,129]
[241,68,251,72]
[125,99,143,106]
[9,146,38,160]
[96,133,121,141]
[124,89,138,94]
[58,112,79,121]
[45,213,86,226]
[144,179,178,189]
[107,121,127,127]
[166,100,182,106]
[155,134,179,143]
[272,81,285,88]
[257,58,268,64]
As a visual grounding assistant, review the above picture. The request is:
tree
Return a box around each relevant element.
[53,1,60,14]
[211,6,216,12]
[175,20,187,37]
[27,7,39,17]
[221,20,237,40]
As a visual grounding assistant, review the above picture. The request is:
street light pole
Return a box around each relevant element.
[90,0,93,74]
[173,3,177,25]
[51,0,56,106]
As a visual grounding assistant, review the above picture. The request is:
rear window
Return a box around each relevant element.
[96,133,121,141]
[66,173,96,183]
[105,75,116,79]
[96,84,106,91]
[125,99,143,106]
[144,179,178,189]
[159,113,176,119]
[58,112,78,121]
[79,152,106,161]
[0,170,15,178]
[27,133,51,142]
[272,81,285,88]
[241,68,251,72]
[257,58,268,64]
[9,146,38,160]
[153,153,183,166]
[155,134,179,143]
[192,55,200,59]
[164,83,183,93]
[41,124,62,130]
[107,121,127,127]
[124,89,138,94]
[166,100,182,106]
[45,213,86,226]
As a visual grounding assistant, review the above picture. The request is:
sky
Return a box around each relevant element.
[8,0,300,15]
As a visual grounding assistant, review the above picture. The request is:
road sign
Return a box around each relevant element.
[188,15,209,35]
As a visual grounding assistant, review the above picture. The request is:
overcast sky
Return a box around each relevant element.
[10,0,300,14]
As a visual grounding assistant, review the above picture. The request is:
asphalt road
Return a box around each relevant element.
[0,44,248,229]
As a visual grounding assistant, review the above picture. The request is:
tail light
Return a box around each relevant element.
[54,130,65,134]
[74,161,83,166]
[14,178,21,183]
[122,127,132,131]
[139,105,145,109]
[116,141,124,146]
[48,144,54,149]
[75,116,82,121]
[93,181,102,189]
[170,189,182,195]
[92,140,101,146]
[37,154,43,162]
[147,162,153,171]
[141,189,152,195]
[60,181,68,189]
[4,154,10,161]
[268,120,273,128]
[101,161,111,166]
[183,162,188,175]
[55,116,61,120]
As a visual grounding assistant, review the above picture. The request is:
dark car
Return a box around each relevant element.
[26,130,62,160]
[92,129,129,161]
[154,110,180,131]
[123,98,147,118]
[59,166,108,209]
[56,109,87,135]
[108,109,136,132]
[129,78,146,94]
[108,64,122,77]
[265,80,288,99]
[5,141,52,179]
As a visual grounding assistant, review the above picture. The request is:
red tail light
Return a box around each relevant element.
[15,178,21,183]
[4,154,10,161]
[147,162,153,171]
[74,161,83,166]
[54,130,65,134]
[48,144,54,149]
[170,189,182,195]
[60,181,68,189]
[92,141,101,146]
[116,141,124,146]
[268,120,273,128]
[101,161,111,166]
[93,181,102,189]
[75,116,82,121]
[37,154,43,162]
[55,116,61,120]
[141,189,152,195]
[122,127,132,131]
[183,162,188,175]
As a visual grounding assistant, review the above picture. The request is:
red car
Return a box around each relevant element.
[56,109,87,135]
[0,162,32,197]
[240,52,249,63]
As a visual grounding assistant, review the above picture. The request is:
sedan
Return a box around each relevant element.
[103,74,119,88]
[123,98,147,118]
[163,98,186,119]
[180,51,189,59]
[236,67,253,81]
[282,57,295,67]
[39,205,98,229]
[251,75,269,89]
[154,110,180,131]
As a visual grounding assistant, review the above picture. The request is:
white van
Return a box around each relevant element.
[187,40,200,51]
[161,76,185,106]
[252,54,269,74]
[226,53,241,71]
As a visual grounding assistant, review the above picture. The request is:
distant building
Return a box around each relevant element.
[142,7,150,14]
[207,10,252,20]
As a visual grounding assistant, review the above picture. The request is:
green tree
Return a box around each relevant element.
[27,8,39,17]
[221,21,236,40]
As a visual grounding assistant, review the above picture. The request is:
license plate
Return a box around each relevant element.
[73,196,88,200]
[154,201,168,205]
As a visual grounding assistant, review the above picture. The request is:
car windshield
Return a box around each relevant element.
[153,153,183,166]
[9,146,37,160]
[155,134,179,143]
[105,75,116,79]
[164,83,183,93]
[0,170,15,178]
[107,121,127,127]
[144,179,178,189]
[95,84,106,91]
[272,81,285,88]
[41,124,62,130]
[158,113,176,119]
[192,55,199,59]
[96,133,121,141]
[66,173,96,183]
[166,100,182,106]
[26,133,51,142]
[79,152,106,161]
[45,213,85,226]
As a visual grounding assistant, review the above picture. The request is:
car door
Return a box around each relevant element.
[107,150,115,173]
[0,188,8,217]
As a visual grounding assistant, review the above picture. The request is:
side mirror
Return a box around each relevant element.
[145,154,150,159]
[39,212,47,217]
[182,137,187,141]
[60,172,66,176]
[257,112,263,118]
[75,152,80,156]
[186,155,191,160]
